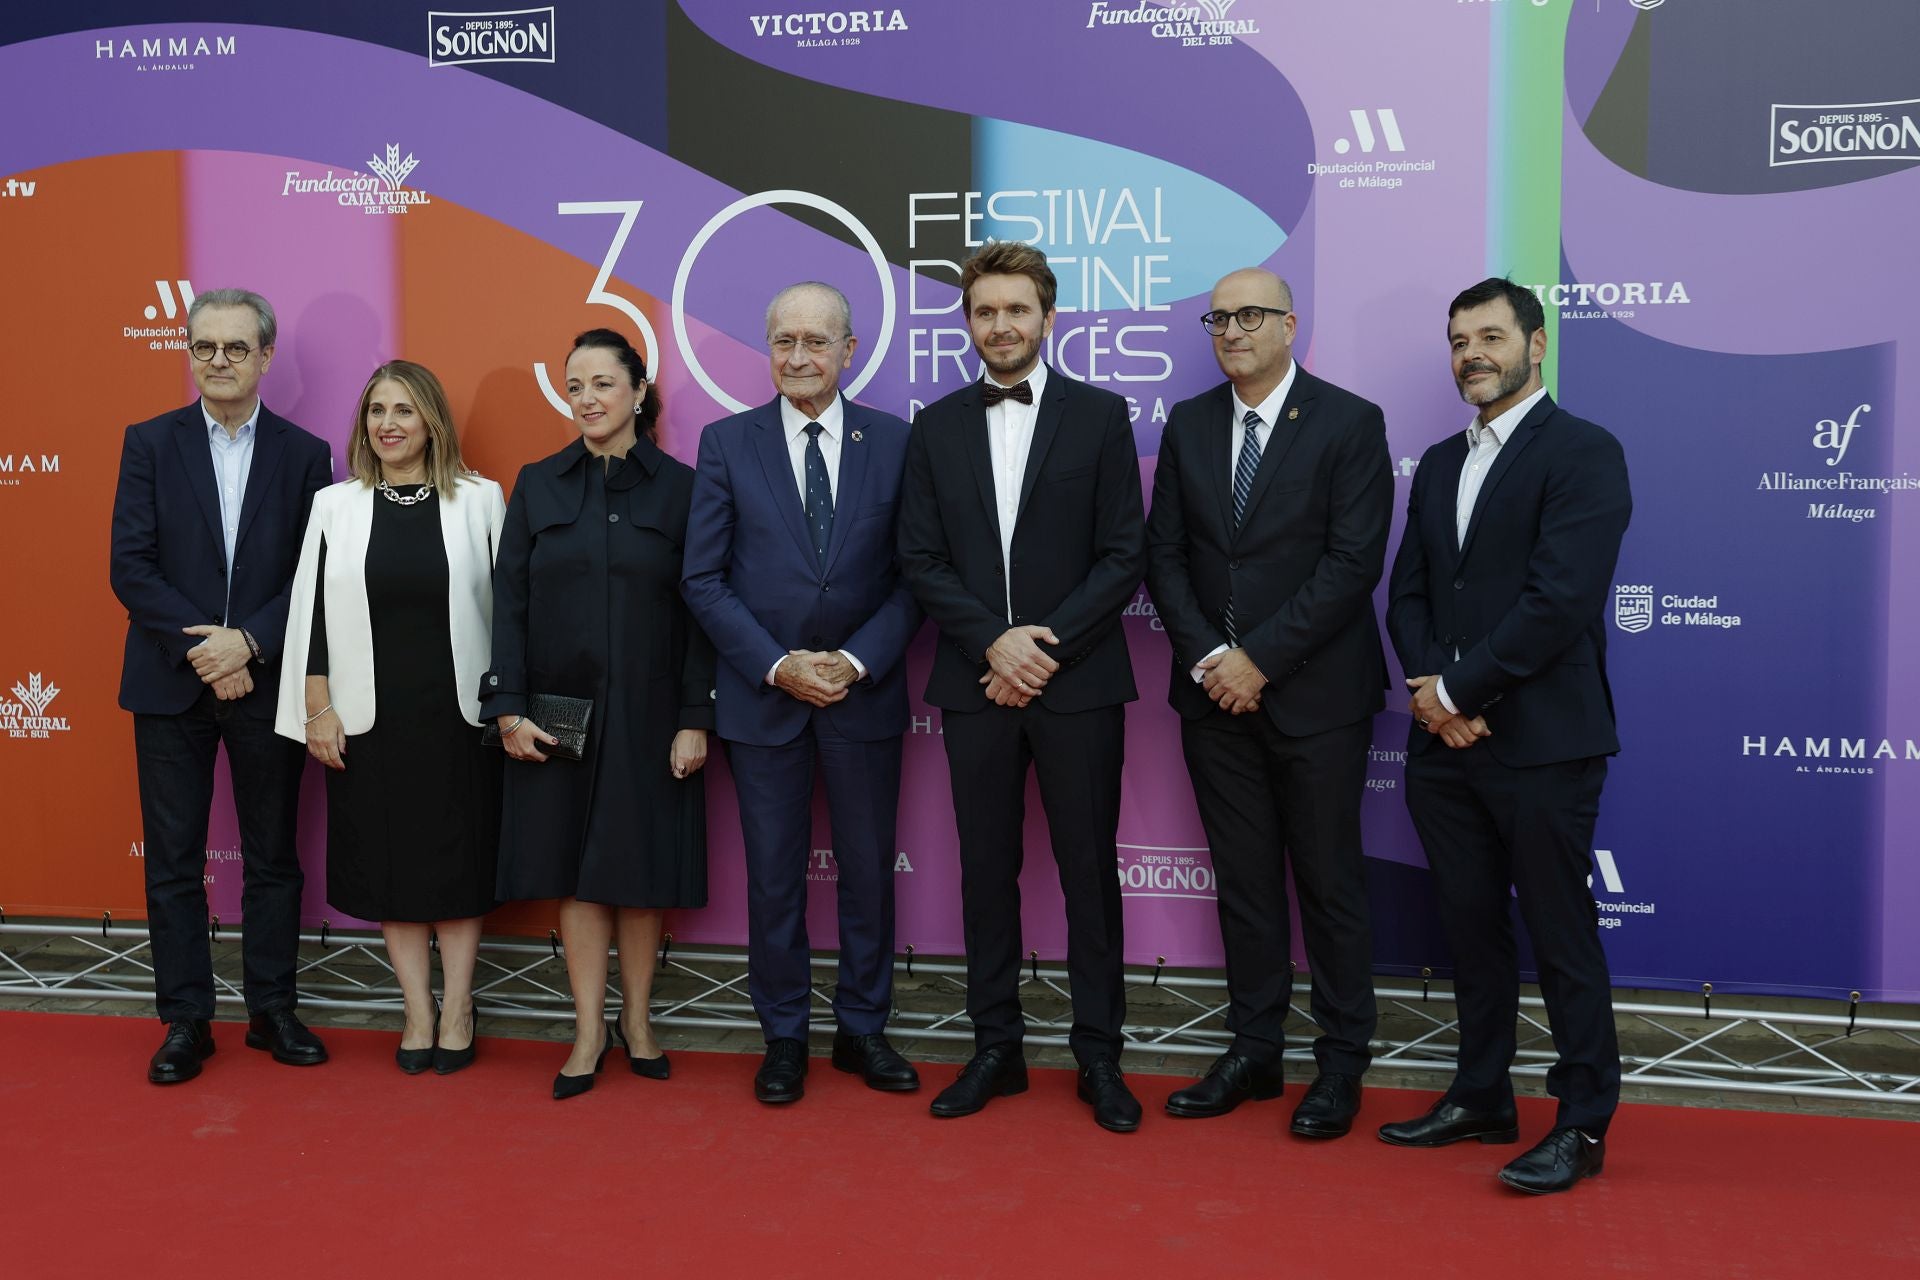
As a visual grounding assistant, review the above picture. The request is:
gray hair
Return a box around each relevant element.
[187,288,278,348]
[764,281,852,339]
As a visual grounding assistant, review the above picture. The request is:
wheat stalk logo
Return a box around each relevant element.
[1198,0,1237,19]
[367,144,419,191]
[12,673,59,716]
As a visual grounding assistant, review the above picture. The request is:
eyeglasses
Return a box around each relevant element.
[1199,306,1290,336]
[769,335,846,355]
[188,341,260,363]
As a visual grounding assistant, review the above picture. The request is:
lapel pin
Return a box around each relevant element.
[1287,407,1300,420]
[850,430,863,442]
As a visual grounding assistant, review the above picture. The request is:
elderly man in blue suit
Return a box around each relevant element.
[683,282,922,1104]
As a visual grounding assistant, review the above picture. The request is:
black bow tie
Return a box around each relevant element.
[980,379,1033,407]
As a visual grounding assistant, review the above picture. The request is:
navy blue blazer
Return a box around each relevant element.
[1386,393,1631,767]
[109,401,333,716]
[681,395,920,747]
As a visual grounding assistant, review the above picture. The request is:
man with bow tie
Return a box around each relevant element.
[1145,268,1392,1139]
[898,241,1148,1133]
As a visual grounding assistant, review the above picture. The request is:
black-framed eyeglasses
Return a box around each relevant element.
[769,335,846,355]
[188,341,260,363]
[1200,306,1290,336]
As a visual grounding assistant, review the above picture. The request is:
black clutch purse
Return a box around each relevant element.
[482,694,593,761]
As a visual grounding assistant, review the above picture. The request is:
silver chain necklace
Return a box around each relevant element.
[377,479,433,506]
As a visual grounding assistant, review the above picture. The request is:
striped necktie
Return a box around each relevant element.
[1224,409,1265,643]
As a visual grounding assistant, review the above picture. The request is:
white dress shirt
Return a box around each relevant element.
[1190,362,1299,681]
[765,395,865,685]
[202,398,260,617]
[1435,385,1546,715]
[985,361,1046,622]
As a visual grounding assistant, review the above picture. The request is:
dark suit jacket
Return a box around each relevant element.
[109,402,331,717]
[1386,393,1631,768]
[681,395,921,747]
[898,367,1146,714]
[1146,370,1392,736]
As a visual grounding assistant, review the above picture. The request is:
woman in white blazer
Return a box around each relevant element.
[277,360,505,1075]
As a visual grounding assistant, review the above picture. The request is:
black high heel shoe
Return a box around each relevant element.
[552,1023,611,1100]
[433,1002,477,1076]
[611,1009,671,1081]
[396,999,438,1074]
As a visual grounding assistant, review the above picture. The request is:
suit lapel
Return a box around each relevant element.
[234,408,287,551]
[172,405,226,555]
[751,400,818,567]
[960,386,1002,548]
[1458,393,1553,563]
[821,396,869,576]
[1014,367,1067,524]
[1232,368,1314,538]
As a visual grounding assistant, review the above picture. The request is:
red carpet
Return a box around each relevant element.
[4,1011,1915,1278]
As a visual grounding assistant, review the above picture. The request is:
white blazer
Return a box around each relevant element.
[275,476,507,741]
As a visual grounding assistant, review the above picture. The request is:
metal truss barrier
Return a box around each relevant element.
[3,920,1917,1106]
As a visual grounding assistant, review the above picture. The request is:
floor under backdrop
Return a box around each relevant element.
[4,1011,1915,1278]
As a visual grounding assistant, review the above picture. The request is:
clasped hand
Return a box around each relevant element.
[980,625,1059,707]
[1198,648,1266,715]
[776,650,857,707]
[183,624,252,698]
[1406,674,1491,749]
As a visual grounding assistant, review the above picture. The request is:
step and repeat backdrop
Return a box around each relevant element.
[1,1,1914,1000]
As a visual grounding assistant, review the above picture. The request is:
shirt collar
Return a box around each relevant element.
[202,398,262,441]
[1467,386,1546,448]
[1231,359,1298,430]
[780,393,845,442]
[984,360,1047,403]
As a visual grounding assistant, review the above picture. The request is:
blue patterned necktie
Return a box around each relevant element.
[1224,409,1265,643]
[1233,408,1264,527]
[804,422,833,563]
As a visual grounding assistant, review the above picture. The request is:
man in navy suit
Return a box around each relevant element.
[682,282,922,1104]
[109,288,334,1084]
[1379,278,1632,1194]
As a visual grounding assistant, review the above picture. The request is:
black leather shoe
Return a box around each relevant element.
[929,1045,1028,1118]
[611,1011,670,1080]
[395,1044,434,1075]
[552,1023,611,1100]
[1498,1127,1605,1194]
[1077,1060,1143,1133]
[755,1038,809,1104]
[1378,1098,1520,1147]
[1289,1072,1362,1138]
[148,1019,214,1084]
[244,1009,328,1066]
[433,1003,477,1076]
[1165,1052,1285,1118]
[831,1031,920,1092]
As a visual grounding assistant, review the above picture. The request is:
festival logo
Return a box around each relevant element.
[1115,844,1217,902]
[427,8,556,67]
[91,30,237,72]
[1,673,73,740]
[282,145,434,216]
[1771,98,1920,168]
[746,7,910,47]
[1083,1,1261,46]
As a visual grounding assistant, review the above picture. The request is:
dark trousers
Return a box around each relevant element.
[1405,745,1619,1136]
[1180,711,1377,1075]
[133,691,305,1022]
[730,717,903,1043]
[942,701,1127,1067]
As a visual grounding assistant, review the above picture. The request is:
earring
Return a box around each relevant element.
[634,403,642,415]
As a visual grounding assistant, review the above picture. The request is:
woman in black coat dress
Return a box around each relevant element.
[482,329,714,1098]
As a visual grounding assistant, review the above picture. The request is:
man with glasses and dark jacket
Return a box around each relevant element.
[110,288,333,1084]
[1145,268,1391,1139]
